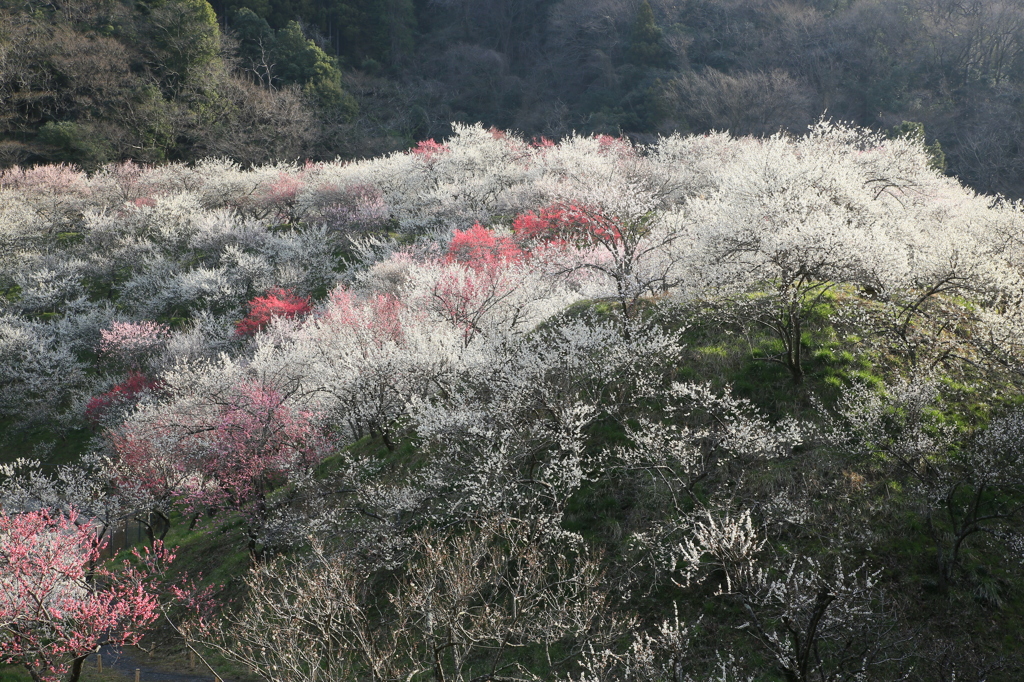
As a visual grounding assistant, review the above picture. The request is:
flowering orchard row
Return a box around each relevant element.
[3,122,1024,681]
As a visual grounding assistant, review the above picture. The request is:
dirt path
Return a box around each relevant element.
[88,646,233,682]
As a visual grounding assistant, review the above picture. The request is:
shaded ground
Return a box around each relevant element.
[88,646,232,682]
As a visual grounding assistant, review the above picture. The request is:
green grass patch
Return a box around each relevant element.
[0,417,93,467]
[159,512,252,599]
[0,667,30,682]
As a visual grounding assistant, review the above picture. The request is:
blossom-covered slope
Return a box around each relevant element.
[2,123,1024,681]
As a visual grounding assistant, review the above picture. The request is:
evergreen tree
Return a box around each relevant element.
[889,121,946,173]
[271,21,357,116]
[628,0,672,69]
[138,0,222,91]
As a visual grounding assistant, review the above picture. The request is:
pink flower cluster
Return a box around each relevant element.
[109,382,326,546]
[512,203,622,246]
[201,382,323,512]
[85,372,162,425]
[98,321,170,365]
[327,288,405,346]
[0,509,165,682]
[410,139,449,162]
[446,223,528,272]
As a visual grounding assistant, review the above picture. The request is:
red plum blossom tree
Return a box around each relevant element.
[235,288,312,337]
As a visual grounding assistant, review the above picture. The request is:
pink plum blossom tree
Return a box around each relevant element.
[0,508,168,682]
[97,321,170,370]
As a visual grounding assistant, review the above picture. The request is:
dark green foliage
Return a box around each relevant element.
[3,0,1024,189]
[135,0,222,90]
[0,417,93,468]
[229,14,357,116]
[231,7,274,67]
[889,120,947,173]
[628,0,672,70]
[273,21,326,84]
[0,666,31,682]
[0,0,330,166]
[218,0,415,66]
[37,121,109,169]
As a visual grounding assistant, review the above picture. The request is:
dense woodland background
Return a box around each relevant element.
[2,0,1024,195]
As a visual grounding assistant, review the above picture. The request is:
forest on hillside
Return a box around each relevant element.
[2,0,1024,196]
[3,124,1024,681]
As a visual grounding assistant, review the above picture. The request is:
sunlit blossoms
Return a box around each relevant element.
[2,120,1024,681]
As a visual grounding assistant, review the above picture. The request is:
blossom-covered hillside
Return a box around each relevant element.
[2,123,1024,681]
